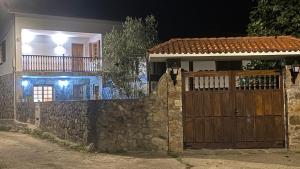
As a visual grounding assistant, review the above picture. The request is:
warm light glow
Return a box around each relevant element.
[58,80,69,88]
[21,80,29,87]
[22,30,35,43]
[52,34,68,45]
[22,44,32,54]
[54,46,66,55]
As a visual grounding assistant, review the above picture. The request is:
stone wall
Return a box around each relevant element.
[0,73,14,119]
[166,70,183,153]
[285,66,300,149]
[16,102,35,124]
[93,71,183,152]
[93,97,168,152]
[16,71,184,153]
[39,101,89,144]
[14,67,300,152]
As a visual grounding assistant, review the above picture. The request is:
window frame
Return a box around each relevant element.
[33,85,54,102]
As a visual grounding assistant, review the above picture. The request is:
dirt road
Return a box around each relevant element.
[1,131,300,169]
[0,132,184,169]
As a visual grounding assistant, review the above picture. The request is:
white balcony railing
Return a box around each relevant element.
[22,55,101,72]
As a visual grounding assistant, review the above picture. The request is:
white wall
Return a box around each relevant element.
[193,61,216,71]
[24,35,91,57]
[181,61,189,71]
[180,61,216,71]
[0,16,15,76]
[15,13,121,71]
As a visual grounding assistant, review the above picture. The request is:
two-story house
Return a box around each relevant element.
[0,11,120,119]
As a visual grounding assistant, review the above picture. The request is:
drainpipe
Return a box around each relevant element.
[13,15,17,122]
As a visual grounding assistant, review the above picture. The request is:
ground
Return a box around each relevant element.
[1,132,300,169]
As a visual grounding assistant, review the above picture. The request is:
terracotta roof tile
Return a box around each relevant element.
[149,36,300,55]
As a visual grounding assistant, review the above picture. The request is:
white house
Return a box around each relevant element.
[0,11,121,119]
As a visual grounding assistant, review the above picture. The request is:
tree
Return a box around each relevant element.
[247,0,300,37]
[245,0,300,70]
[102,15,158,98]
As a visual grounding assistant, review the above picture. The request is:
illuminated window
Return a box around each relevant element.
[33,86,53,102]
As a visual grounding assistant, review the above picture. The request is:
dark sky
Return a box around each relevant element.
[2,0,256,41]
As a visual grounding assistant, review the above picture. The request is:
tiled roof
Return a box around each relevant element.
[148,36,300,55]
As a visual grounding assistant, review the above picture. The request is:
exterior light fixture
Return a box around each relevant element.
[52,34,68,45]
[58,80,69,88]
[290,61,300,84]
[21,80,29,87]
[292,65,300,73]
[22,30,35,44]
[167,59,181,85]
[54,45,66,55]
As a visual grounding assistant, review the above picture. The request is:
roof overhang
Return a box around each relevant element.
[149,51,300,62]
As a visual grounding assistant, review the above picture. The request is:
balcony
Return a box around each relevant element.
[22,55,101,72]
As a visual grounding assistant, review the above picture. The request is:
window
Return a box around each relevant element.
[33,86,53,102]
[0,40,6,65]
[89,40,101,58]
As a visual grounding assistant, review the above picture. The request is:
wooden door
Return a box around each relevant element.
[183,71,234,148]
[234,70,285,148]
[72,43,84,71]
[182,70,285,149]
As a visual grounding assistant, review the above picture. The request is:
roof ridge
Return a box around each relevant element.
[165,36,299,41]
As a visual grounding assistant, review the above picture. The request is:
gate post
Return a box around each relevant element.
[167,69,184,153]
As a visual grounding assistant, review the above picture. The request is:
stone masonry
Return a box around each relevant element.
[39,101,90,144]
[15,71,184,153]
[93,98,168,152]
[285,65,300,149]
[16,102,35,124]
[92,71,183,152]
[13,66,300,152]
[0,73,14,119]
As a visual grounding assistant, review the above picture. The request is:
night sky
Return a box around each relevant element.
[2,0,256,41]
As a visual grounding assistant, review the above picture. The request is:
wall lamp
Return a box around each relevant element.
[58,80,69,88]
[167,59,180,85]
[21,80,29,88]
[290,61,300,84]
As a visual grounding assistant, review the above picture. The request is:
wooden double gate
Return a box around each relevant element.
[183,70,285,149]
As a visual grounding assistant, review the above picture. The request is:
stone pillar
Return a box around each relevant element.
[166,69,183,153]
[285,65,300,149]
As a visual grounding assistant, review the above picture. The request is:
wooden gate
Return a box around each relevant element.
[183,70,285,149]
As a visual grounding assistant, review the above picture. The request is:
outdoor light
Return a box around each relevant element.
[292,65,300,73]
[58,80,69,88]
[21,80,29,87]
[172,68,178,75]
[54,45,66,55]
[21,30,35,43]
[52,34,68,45]
[290,61,300,84]
[22,44,32,54]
